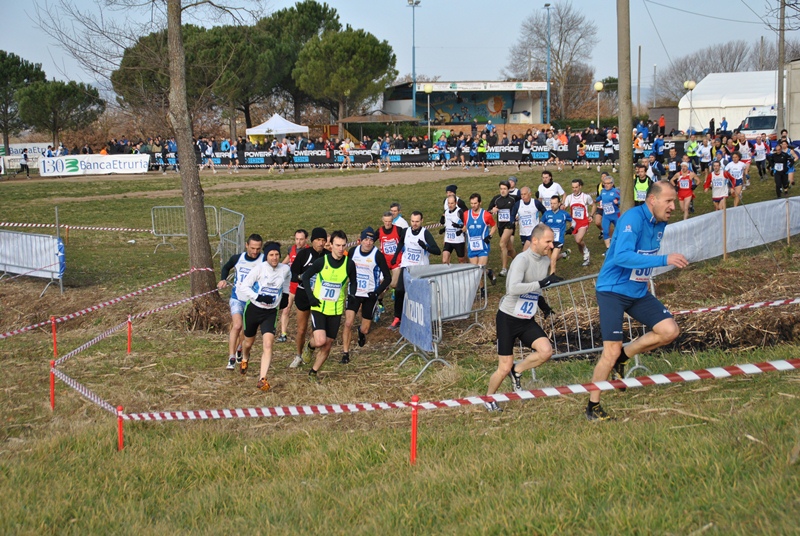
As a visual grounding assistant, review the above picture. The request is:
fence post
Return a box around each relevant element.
[410,395,419,465]
[117,406,125,451]
[788,199,791,247]
[51,316,57,359]
[127,315,132,354]
[50,360,55,410]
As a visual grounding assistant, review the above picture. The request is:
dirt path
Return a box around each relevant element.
[6,166,517,203]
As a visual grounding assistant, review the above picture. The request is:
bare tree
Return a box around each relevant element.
[503,1,598,120]
[36,0,264,325]
[747,36,800,69]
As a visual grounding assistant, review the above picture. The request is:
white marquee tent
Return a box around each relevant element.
[245,114,309,139]
[678,71,779,133]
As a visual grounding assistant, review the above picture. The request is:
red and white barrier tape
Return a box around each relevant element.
[0,267,213,339]
[0,222,153,233]
[121,357,800,421]
[674,297,800,316]
[54,321,128,367]
[51,367,117,416]
[131,287,220,320]
[0,262,60,283]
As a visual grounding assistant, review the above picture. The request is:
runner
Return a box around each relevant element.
[302,230,355,380]
[288,227,328,368]
[753,134,769,181]
[735,133,752,187]
[440,195,467,264]
[511,186,547,252]
[507,176,521,201]
[563,179,594,266]
[703,160,735,211]
[390,211,441,328]
[633,165,651,207]
[477,133,489,173]
[724,152,747,206]
[488,180,518,276]
[339,138,352,171]
[769,142,792,198]
[596,174,621,250]
[379,136,391,173]
[365,137,381,171]
[670,162,698,220]
[340,227,391,363]
[226,139,239,174]
[541,195,573,274]
[537,170,565,204]
[484,224,560,412]
[436,134,450,170]
[518,134,534,171]
[278,229,309,343]
[588,181,689,421]
[237,242,291,391]
[464,193,497,297]
[218,234,263,370]
[377,211,405,326]
[390,202,409,229]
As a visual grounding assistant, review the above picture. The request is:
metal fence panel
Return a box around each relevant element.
[151,206,218,253]
[218,208,245,266]
[0,230,64,295]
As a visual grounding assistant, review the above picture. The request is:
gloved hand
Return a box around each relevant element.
[308,295,321,307]
[256,294,274,304]
[538,273,564,289]
[538,296,553,318]
[439,215,445,225]
[367,291,378,300]
[439,227,446,234]
[418,239,428,251]
[453,221,464,229]
[455,229,463,236]
[691,182,698,190]
[484,235,492,244]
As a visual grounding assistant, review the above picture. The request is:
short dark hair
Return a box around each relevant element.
[330,230,347,243]
[383,211,393,218]
[571,178,583,186]
[550,194,561,202]
[470,193,482,203]
[390,202,401,210]
[542,170,553,179]
[411,210,423,219]
[295,229,308,238]
[247,234,263,244]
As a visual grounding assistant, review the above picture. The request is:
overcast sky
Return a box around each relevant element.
[2,0,795,92]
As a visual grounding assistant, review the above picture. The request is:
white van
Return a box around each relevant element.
[739,106,778,140]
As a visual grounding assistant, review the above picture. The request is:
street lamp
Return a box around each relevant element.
[545,3,551,126]
[408,0,421,121]
[683,80,696,134]
[594,81,604,129]
[424,84,433,141]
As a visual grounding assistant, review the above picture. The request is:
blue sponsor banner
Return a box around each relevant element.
[399,272,433,352]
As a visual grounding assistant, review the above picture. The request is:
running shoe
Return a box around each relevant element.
[240,359,248,375]
[499,268,508,277]
[390,318,401,329]
[226,356,236,370]
[487,269,497,285]
[611,356,629,391]
[585,404,613,421]
[289,354,305,369]
[340,352,350,364]
[484,401,503,412]
[582,258,591,267]
[508,366,523,392]
[256,378,270,392]
[302,341,314,362]
[480,288,486,299]
[276,333,288,343]
[236,346,242,361]
[357,328,366,347]
[308,369,319,383]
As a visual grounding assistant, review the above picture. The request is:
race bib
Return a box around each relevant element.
[469,236,484,252]
[775,163,784,171]
[382,240,397,255]
[572,206,585,220]
[679,178,690,189]
[446,228,456,241]
[319,281,342,302]
[498,209,511,222]
[712,177,726,189]
[635,190,647,201]
[553,228,561,242]
[669,162,676,171]
[629,249,658,283]
[259,286,280,302]
[356,273,369,290]
[405,246,423,265]
[513,292,539,319]
[729,168,742,179]
[603,203,617,215]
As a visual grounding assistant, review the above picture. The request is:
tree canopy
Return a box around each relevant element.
[0,51,47,155]
[17,80,105,146]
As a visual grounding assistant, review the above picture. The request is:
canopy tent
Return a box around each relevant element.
[245,114,309,140]
[678,71,779,133]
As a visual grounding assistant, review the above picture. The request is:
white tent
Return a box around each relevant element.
[245,114,309,138]
[678,71,779,133]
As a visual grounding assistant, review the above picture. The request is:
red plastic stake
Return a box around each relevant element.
[410,395,419,465]
[50,360,55,410]
[50,316,57,359]
[117,406,124,451]
[127,315,132,354]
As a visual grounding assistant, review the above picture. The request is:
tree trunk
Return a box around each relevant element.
[229,102,237,140]
[617,0,634,212]
[166,0,222,325]
[241,102,252,129]
[293,93,303,125]
[338,99,345,140]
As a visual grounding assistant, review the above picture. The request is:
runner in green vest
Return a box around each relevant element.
[685,134,699,170]
[302,230,355,380]
[477,133,489,173]
[633,164,651,206]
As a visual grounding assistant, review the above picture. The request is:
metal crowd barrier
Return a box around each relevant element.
[391,264,485,381]
[151,206,219,253]
[0,230,64,296]
[218,208,245,266]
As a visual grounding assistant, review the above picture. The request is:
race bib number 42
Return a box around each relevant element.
[514,293,539,319]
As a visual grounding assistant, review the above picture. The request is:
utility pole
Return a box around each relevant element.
[778,0,786,132]
[618,0,634,211]
[652,64,656,108]
[636,45,642,116]
[760,35,765,71]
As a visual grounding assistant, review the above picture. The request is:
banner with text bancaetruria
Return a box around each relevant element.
[38,154,150,176]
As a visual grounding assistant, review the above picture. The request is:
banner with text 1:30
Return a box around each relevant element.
[38,154,150,177]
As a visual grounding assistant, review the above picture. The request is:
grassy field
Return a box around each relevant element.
[1,165,799,534]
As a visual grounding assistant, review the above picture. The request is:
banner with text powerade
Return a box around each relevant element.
[38,154,150,176]
[399,271,433,353]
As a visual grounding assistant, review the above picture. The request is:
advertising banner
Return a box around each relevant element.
[399,271,433,353]
[38,154,150,176]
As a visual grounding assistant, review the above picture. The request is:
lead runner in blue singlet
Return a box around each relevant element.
[586,181,689,421]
